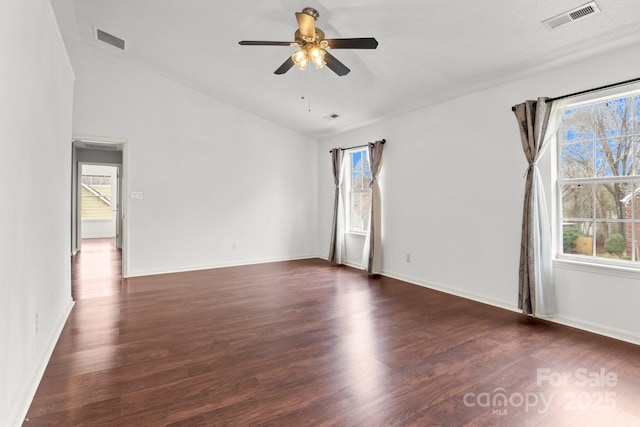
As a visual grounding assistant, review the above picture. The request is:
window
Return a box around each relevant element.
[81,174,112,220]
[558,91,640,265]
[349,149,372,233]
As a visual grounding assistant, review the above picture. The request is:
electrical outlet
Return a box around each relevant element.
[406,253,411,263]
[35,313,39,333]
[232,242,238,250]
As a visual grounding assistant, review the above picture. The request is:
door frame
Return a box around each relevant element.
[71,135,128,276]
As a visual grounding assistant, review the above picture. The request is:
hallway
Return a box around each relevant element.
[72,238,122,300]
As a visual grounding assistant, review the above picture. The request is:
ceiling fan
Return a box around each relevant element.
[239,7,378,76]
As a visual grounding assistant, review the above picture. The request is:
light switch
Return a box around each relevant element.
[130,192,143,199]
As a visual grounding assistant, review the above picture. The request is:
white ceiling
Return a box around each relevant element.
[50,0,640,140]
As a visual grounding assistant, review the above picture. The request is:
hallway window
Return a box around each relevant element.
[81,174,112,219]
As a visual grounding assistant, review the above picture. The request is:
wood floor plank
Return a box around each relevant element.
[23,238,640,426]
[28,366,190,418]
[25,397,122,427]
[343,372,469,426]
[119,374,266,424]
[165,414,209,427]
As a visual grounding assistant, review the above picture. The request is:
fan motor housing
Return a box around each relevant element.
[301,7,319,19]
[295,28,325,44]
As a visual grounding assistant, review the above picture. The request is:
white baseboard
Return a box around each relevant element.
[551,314,640,346]
[10,298,74,427]
[124,254,319,278]
[363,266,640,346]
[382,269,640,345]
[381,268,519,313]
[381,269,640,345]
[319,258,518,312]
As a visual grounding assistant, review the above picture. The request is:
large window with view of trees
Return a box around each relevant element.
[349,149,372,233]
[558,91,640,265]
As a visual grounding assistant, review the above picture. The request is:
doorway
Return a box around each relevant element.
[71,137,126,276]
[79,164,119,244]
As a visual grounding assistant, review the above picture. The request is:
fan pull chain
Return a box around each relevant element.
[301,95,310,112]
[301,67,312,112]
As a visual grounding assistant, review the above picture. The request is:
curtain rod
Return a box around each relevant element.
[329,139,386,153]
[510,76,640,112]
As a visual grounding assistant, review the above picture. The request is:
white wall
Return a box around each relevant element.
[65,38,318,277]
[0,1,75,425]
[80,164,118,239]
[318,43,640,344]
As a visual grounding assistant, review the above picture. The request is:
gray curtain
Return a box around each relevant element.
[513,97,562,316]
[362,140,385,274]
[328,149,345,264]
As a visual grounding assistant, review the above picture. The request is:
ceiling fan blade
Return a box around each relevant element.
[324,51,350,76]
[326,38,378,49]
[295,12,316,40]
[274,57,295,75]
[239,41,295,46]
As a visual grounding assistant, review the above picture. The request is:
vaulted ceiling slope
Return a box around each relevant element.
[50,0,640,139]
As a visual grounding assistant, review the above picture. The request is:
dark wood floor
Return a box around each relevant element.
[25,239,640,426]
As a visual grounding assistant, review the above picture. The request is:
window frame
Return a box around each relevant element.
[555,84,640,272]
[346,148,372,235]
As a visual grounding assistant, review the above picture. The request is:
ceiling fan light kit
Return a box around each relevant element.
[239,7,378,76]
[292,45,326,70]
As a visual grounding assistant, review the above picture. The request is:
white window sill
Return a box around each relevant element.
[347,231,368,237]
[553,257,640,280]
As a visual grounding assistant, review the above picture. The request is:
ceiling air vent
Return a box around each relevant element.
[95,28,125,50]
[85,143,119,151]
[542,1,600,30]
